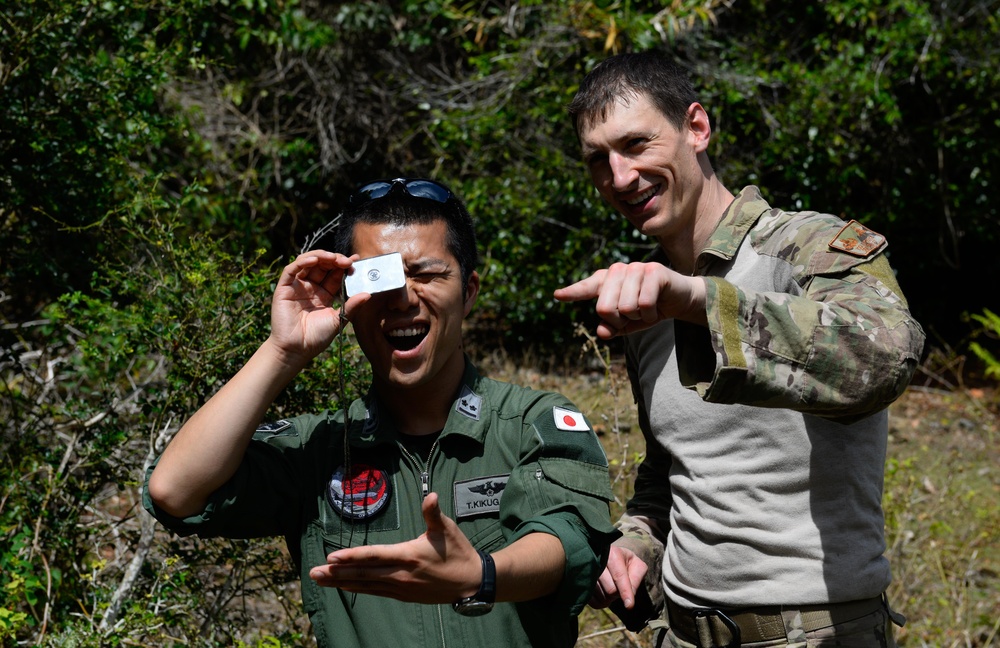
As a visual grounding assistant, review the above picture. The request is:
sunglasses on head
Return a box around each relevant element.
[348,178,453,206]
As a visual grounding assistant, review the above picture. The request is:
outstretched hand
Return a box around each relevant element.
[553,262,707,339]
[270,250,370,362]
[308,492,482,604]
[589,545,648,609]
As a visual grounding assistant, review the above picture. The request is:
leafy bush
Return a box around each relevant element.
[2,0,998,645]
[0,184,367,646]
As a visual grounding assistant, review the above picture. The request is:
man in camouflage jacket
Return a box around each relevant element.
[555,51,925,648]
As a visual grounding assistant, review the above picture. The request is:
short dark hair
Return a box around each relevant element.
[568,51,698,134]
[331,180,479,287]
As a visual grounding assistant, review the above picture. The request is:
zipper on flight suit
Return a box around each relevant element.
[396,438,446,647]
[397,439,439,498]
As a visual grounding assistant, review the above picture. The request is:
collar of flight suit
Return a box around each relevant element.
[342,355,492,450]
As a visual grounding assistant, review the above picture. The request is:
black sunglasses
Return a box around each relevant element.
[348,178,453,206]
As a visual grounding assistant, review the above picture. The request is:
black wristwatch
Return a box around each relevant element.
[452,549,495,616]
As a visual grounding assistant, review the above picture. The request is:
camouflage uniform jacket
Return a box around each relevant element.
[143,358,619,648]
[618,186,925,612]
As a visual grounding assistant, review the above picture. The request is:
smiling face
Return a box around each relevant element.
[579,93,710,247]
[349,219,479,396]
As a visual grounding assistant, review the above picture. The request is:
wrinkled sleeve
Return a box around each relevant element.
[503,397,620,615]
[141,415,325,539]
[678,244,925,421]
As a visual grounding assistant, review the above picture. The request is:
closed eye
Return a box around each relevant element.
[585,151,608,169]
[624,137,647,150]
[410,272,449,282]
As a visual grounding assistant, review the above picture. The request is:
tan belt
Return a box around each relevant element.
[665,595,885,647]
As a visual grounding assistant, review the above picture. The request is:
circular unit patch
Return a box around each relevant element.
[327,463,391,520]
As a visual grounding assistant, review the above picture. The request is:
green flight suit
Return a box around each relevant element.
[143,358,619,647]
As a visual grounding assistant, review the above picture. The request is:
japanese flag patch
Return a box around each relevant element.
[553,406,589,432]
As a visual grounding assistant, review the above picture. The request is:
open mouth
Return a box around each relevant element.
[386,325,428,352]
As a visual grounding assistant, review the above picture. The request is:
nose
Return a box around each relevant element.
[608,151,637,192]
[385,278,418,311]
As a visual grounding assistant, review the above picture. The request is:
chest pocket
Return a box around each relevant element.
[318,460,402,549]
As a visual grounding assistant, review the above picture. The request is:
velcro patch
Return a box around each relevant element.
[829,220,886,257]
[328,463,392,520]
[254,419,293,436]
[553,406,589,432]
[362,404,379,435]
[455,385,482,421]
[454,475,508,519]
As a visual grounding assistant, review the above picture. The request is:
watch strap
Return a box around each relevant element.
[475,549,496,604]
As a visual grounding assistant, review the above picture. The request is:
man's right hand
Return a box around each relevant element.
[589,545,648,610]
[270,250,370,364]
[148,250,370,519]
[553,261,707,340]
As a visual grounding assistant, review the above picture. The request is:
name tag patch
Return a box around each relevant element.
[454,475,508,519]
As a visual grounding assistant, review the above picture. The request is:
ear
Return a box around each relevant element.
[686,102,712,154]
[462,271,480,317]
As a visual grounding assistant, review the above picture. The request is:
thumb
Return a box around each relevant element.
[422,492,447,532]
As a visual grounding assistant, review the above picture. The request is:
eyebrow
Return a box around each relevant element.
[407,257,452,273]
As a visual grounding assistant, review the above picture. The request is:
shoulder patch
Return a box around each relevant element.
[829,220,886,258]
[455,385,482,421]
[255,419,293,435]
[553,406,589,432]
[532,407,607,467]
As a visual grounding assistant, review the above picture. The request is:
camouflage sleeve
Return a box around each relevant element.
[678,218,926,421]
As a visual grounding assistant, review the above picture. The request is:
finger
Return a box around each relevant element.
[325,543,402,567]
[594,264,629,331]
[628,557,649,586]
[616,264,648,321]
[337,293,372,331]
[303,257,355,292]
[595,569,619,606]
[604,548,635,607]
[616,554,649,609]
[588,582,613,608]
[593,320,621,341]
[421,492,446,533]
[553,271,607,303]
[637,263,670,323]
[279,252,350,295]
[308,563,398,589]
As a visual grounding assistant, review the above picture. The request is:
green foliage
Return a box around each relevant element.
[1,182,364,645]
[2,0,998,645]
[0,0,190,312]
[967,309,1000,381]
[700,0,1000,340]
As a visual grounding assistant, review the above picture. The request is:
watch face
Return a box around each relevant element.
[452,599,494,617]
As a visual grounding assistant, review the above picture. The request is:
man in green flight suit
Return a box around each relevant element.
[144,178,619,647]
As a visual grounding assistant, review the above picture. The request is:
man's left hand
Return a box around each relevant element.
[308,492,482,603]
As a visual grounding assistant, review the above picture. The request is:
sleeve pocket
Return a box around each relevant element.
[538,458,614,501]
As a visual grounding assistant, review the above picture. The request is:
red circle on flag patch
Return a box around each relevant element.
[563,414,578,427]
[327,463,391,519]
